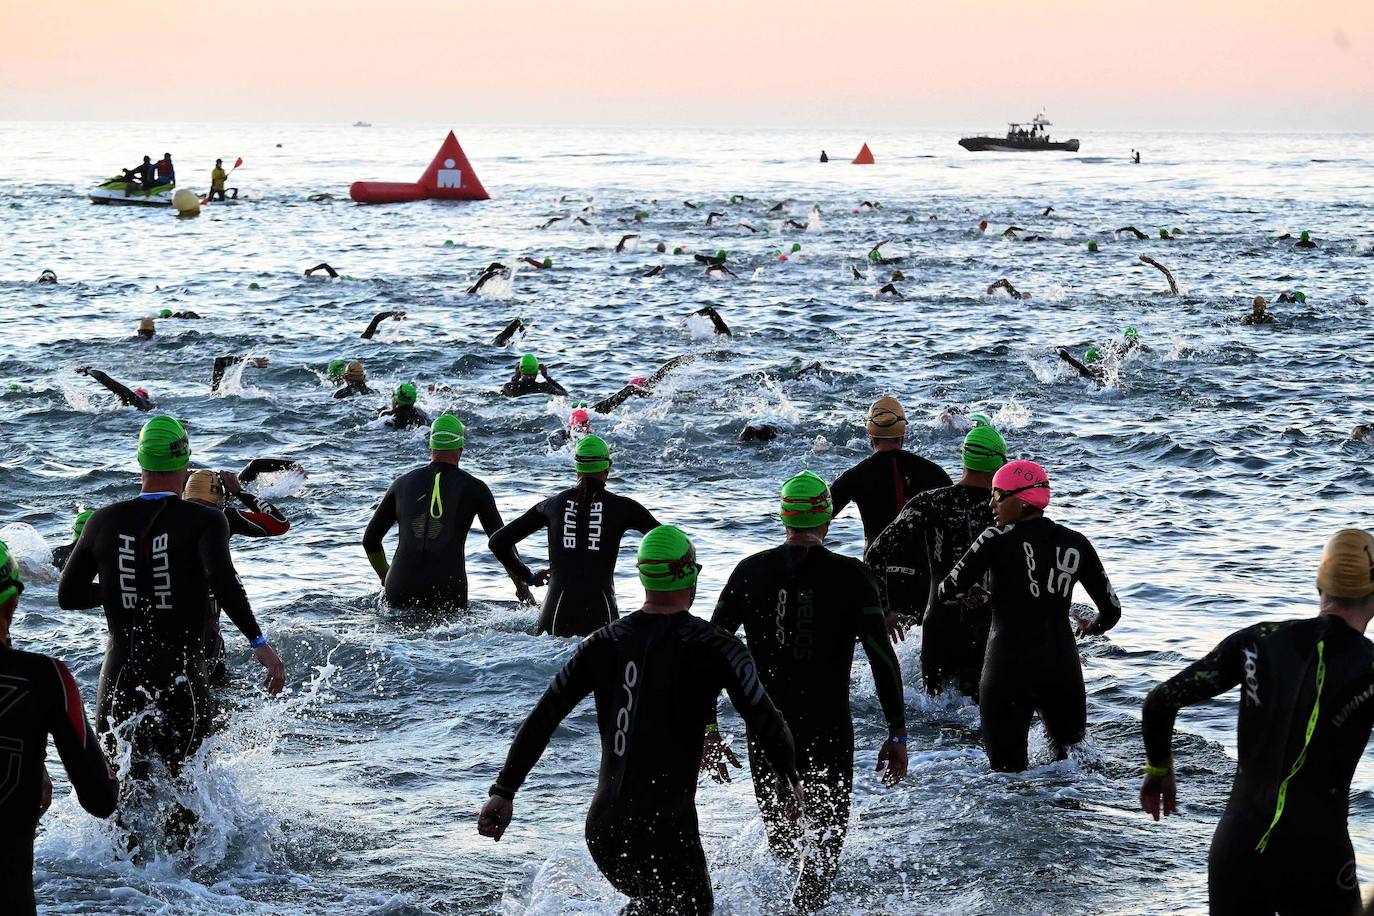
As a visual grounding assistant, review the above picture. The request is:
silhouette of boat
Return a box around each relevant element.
[959,111,1079,152]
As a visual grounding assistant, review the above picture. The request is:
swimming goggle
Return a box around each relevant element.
[991,482,1049,504]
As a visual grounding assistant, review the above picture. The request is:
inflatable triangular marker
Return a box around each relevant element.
[852,143,875,165]
[419,131,489,200]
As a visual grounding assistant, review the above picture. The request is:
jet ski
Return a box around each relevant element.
[88,176,176,206]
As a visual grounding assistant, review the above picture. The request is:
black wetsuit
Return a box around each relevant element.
[85,369,154,411]
[0,641,118,916]
[333,380,372,399]
[831,450,951,549]
[1143,615,1374,916]
[866,483,994,698]
[590,384,649,414]
[488,479,659,637]
[938,516,1120,771]
[204,494,290,684]
[56,495,263,781]
[500,375,568,397]
[490,610,798,915]
[362,462,505,610]
[712,543,906,911]
[381,404,429,430]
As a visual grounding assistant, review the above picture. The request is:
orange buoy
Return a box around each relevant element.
[852,143,875,165]
[350,130,490,204]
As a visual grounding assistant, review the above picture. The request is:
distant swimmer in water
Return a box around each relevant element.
[479,525,800,916]
[703,262,737,279]
[1241,296,1277,325]
[363,415,529,610]
[304,263,339,279]
[1057,346,1105,382]
[704,472,907,912]
[379,383,429,430]
[1001,226,1023,240]
[360,309,406,340]
[468,262,510,294]
[820,150,829,162]
[615,234,638,253]
[1276,290,1306,304]
[0,538,119,915]
[210,355,270,392]
[785,218,808,230]
[590,355,696,414]
[858,201,881,211]
[867,416,1007,698]
[642,264,666,277]
[493,318,525,347]
[75,366,154,411]
[51,509,94,571]
[1352,423,1374,442]
[518,256,552,270]
[1139,255,1178,294]
[739,424,779,443]
[37,269,57,284]
[1139,528,1374,916]
[489,436,661,637]
[333,361,372,399]
[1043,206,1055,217]
[691,305,732,335]
[938,460,1122,772]
[548,405,592,447]
[157,308,200,319]
[1118,325,1150,355]
[987,278,1029,299]
[306,193,334,202]
[501,354,568,397]
[868,240,901,265]
[877,282,903,298]
[133,317,155,340]
[1294,230,1318,249]
[1114,226,1149,240]
[704,211,725,227]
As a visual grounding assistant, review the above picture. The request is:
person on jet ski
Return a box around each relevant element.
[153,153,175,187]
[122,156,153,194]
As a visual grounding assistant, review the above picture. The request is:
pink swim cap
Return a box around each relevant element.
[569,408,591,431]
[628,376,648,387]
[992,460,1051,509]
[133,387,150,400]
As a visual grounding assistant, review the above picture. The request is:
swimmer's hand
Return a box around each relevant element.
[1139,772,1177,821]
[75,366,92,376]
[219,471,242,495]
[39,767,53,817]
[782,780,805,821]
[478,795,513,841]
[959,584,990,614]
[700,731,741,784]
[253,642,287,695]
[885,612,905,643]
[530,569,551,588]
[877,734,908,787]
[1071,606,1098,638]
[246,357,270,369]
[513,581,536,606]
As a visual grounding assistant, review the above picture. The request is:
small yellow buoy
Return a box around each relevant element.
[173,188,201,216]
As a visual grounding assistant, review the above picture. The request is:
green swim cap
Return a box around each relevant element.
[1300,230,1310,241]
[519,354,539,377]
[159,308,173,318]
[716,249,727,259]
[429,414,465,451]
[542,257,553,268]
[444,239,454,247]
[249,282,260,290]
[0,539,22,607]
[1087,241,1099,252]
[780,470,832,528]
[673,247,683,255]
[636,525,700,592]
[573,434,611,473]
[1124,326,1140,342]
[72,509,95,538]
[395,382,418,407]
[1294,290,1307,303]
[327,359,347,381]
[962,415,1007,472]
[1084,347,1102,365]
[137,416,190,472]
[790,243,801,253]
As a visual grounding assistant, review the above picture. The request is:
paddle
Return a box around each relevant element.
[202,156,244,205]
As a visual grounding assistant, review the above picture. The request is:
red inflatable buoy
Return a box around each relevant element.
[852,143,875,165]
[350,131,491,204]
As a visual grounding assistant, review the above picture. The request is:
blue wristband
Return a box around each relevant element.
[249,635,267,649]
[889,734,909,745]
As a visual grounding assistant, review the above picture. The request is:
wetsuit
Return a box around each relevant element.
[0,641,118,916]
[866,483,994,698]
[1143,615,1374,916]
[361,310,404,340]
[204,493,290,684]
[333,380,372,399]
[56,495,263,783]
[211,355,248,392]
[938,516,1120,771]
[381,404,429,430]
[711,544,906,911]
[831,449,951,551]
[500,375,568,397]
[590,384,649,414]
[362,462,505,610]
[84,369,154,411]
[488,479,659,637]
[491,610,798,915]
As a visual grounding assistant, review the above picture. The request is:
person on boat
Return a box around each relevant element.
[1241,297,1276,326]
[208,159,228,201]
[152,154,175,188]
[75,367,154,411]
[122,156,153,195]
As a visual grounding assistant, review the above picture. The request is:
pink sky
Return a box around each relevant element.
[4,0,1372,128]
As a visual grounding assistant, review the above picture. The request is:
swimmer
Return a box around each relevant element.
[490,436,660,637]
[890,270,906,281]
[877,282,903,298]
[1132,150,1141,164]
[850,266,864,280]
[784,219,808,230]
[937,460,1122,772]
[738,424,779,443]
[1276,290,1306,304]
[642,265,666,277]
[866,416,1007,697]
[1115,226,1149,240]
[704,262,737,279]
[493,318,525,347]
[820,150,829,162]
[378,383,429,430]
[1118,325,1150,355]
[1043,206,1055,217]
[590,355,695,413]
[831,396,952,549]
[858,201,882,211]
[333,361,372,399]
[518,256,552,270]
[1352,423,1373,442]
[868,240,901,265]
[304,263,339,279]
[306,193,334,202]
[133,317,155,340]
[50,509,94,571]
[768,201,786,213]
[479,525,799,916]
[1158,228,1178,240]
[705,211,726,227]
[1140,528,1374,916]
[0,539,118,916]
[210,355,270,392]
[1057,346,1106,382]
[360,310,406,340]
[37,269,57,284]
[1295,230,1318,249]
[739,222,759,233]
[1241,296,1277,325]
[75,366,154,411]
[987,278,1029,299]
[547,405,592,447]
[1001,226,1023,241]
[363,415,529,610]
[157,308,201,319]
[615,234,639,253]
[58,417,286,847]
[704,472,907,912]
[500,354,568,397]
[1139,255,1179,294]
[467,262,510,294]
[692,305,732,335]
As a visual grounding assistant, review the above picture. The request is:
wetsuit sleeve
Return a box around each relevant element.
[87,369,143,409]
[709,565,748,637]
[362,483,398,576]
[1074,535,1122,635]
[201,511,263,642]
[591,386,636,414]
[865,496,930,572]
[211,355,242,391]
[829,467,856,520]
[491,634,605,798]
[938,526,1002,601]
[360,311,399,340]
[1141,628,1249,770]
[627,499,660,534]
[227,494,290,537]
[56,524,102,610]
[713,631,799,787]
[542,379,569,397]
[474,482,505,538]
[488,503,547,584]
[854,567,907,731]
[47,659,117,818]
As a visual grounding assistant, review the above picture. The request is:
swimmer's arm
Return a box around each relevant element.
[211,355,242,392]
[360,310,404,340]
[362,485,398,579]
[647,354,696,387]
[591,386,633,414]
[1141,630,1248,772]
[1057,349,1095,379]
[48,659,117,818]
[715,632,799,788]
[82,369,143,409]
[491,633,605,799]
[628,500,660,535]
[828,469,856,520]
[227,494,290,537]
[488,503,547,585]
[938,526,1000,601]
[305,263,338,278]
[539,377,569,397]
[201,514,263,642]
[856,571,907,732]
[1075,537,1121,634]
[56,525,102,610]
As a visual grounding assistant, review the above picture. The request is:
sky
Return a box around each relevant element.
[3,0,1372,129]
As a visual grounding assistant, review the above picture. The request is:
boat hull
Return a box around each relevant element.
[958,137,1080,152]
[88,177,176,206]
